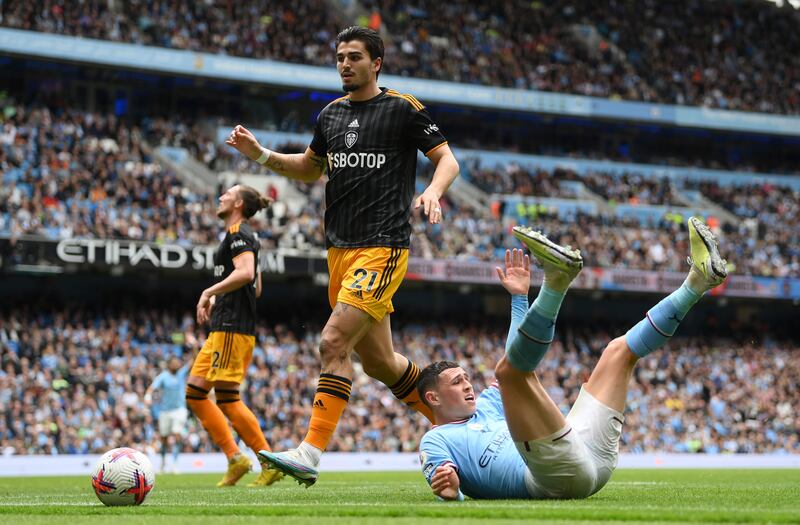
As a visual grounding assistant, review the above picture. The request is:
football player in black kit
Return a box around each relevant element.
[186,184,282,488]
[226,26,460,486]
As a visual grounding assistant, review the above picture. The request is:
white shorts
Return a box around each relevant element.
[517,386,624,499]
[158,407,188,436]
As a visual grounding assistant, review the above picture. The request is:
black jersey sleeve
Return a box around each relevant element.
[228,228,257,260]
[309,111,328,156]
[406,103,448,156]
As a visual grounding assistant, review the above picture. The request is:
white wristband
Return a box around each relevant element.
[255,147,272,165]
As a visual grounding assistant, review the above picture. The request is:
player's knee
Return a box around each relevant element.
[602,336,636,364]
[185,383,209,407]
[319,326,348,364]
[360,357,392,380]
[214,385,241,412]
[494,354,524,382]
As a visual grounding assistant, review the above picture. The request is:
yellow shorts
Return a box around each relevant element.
[327,247,409,321]
[189,331,255,384]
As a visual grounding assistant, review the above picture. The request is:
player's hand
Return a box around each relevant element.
[196,290,213,326]
[225,125,263,162]
[414,187,443,224]
[496,248,531,296]
[207,294,216,318]
[430,465,460,500]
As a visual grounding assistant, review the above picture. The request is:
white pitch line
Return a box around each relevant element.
[2,501,797,514]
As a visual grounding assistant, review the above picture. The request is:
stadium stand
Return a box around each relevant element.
[2,101,797,276]
[2,0,798,114]
[1,2,798,467]
[1,309,797,455]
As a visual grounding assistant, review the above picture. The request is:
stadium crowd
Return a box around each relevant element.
[0,104,218,245]
[1,308,797,456]
[2,0,798,114]
[2,102,798,277]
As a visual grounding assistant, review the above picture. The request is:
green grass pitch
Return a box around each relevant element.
[1,470,799,524]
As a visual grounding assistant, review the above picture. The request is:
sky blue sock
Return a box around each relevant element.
[532,284,566,319]
[172,443,180,462]
[506,285,565,372]
[625,282,703,358]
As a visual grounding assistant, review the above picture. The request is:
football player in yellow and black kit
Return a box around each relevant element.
[226,26,459,486]
[187,184,282,487]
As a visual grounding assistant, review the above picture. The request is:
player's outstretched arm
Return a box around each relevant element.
[415,144,459,224]
[226,125,325,183]
[497,249,532,356]
[430,465,463,501]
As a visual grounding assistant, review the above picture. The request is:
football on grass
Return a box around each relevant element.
[91,447,155,506]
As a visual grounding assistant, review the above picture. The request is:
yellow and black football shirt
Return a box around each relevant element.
[209,221,259,336]
[309,87,448,249]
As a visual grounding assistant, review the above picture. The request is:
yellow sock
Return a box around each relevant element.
[185,384,238,459]
[303,374,351,451]
[389,360,435,423]
[216,388,270,453]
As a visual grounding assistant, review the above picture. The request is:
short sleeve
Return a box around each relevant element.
[475,383,505,421]
[228,229,256,260]
[419,431,458,485]
[406,102,447,156]
[309,112,328,156]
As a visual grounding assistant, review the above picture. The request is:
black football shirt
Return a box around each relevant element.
[310,88,448,248]
[209,221,259,335]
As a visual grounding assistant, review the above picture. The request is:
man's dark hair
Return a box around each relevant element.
[237,185,272,219]
[416,360,460,407]
[335,26,385,78]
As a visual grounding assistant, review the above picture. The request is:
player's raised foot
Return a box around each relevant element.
[216,453,252,487]
[513,226,583,290]
[687,217,727,291]
[258,449,319,488]
[246,467,284,487]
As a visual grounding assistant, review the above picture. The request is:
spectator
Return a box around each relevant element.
[0,308,797,455]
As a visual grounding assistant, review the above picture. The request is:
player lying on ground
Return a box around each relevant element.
[418,218,727,500]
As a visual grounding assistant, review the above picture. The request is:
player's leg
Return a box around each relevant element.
[574,217,728,495]
[210,334,283,487]
[168,435,180,474]
[586,217,728,411]
[260,302,372,486]
[157,412,170,472]
[214,378,281,487]
[350,247,432,420]
[497,229,596,498]
[185,332,249,486]
[159,436,169,473]
[355,315,435,423]
[260,247,397,486]
[169,407,187,474]
[496,228,583,440]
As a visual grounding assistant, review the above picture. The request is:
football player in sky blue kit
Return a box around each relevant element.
[145,356,190,473]
[418,218,727,500]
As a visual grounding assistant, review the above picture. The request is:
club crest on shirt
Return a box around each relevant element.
[345,130,358,148]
